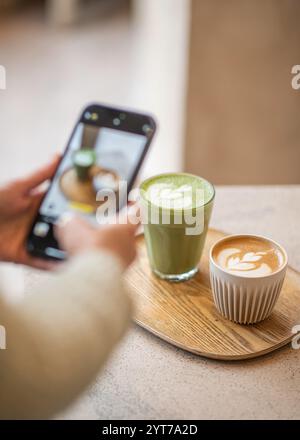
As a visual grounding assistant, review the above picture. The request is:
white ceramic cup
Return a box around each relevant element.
[209,234,288,324]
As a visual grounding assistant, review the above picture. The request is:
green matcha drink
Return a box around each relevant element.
[140,173,215,282]
[73,148,96,181]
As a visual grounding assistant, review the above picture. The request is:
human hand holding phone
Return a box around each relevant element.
[27,103,156,261]
[0,151,138,270]
[55,214,138,270]
[0,156,60,270]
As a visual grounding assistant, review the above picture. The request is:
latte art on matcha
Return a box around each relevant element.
[140,173,215,281]
[142,174,214,210]
[146,183,194,209]
[213,236,285,277]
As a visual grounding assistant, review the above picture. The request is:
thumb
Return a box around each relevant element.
[26,191,46,223]
[20,154,60,194]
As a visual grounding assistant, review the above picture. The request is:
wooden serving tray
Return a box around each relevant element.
[125,229,300,360]
[59,166,120,210]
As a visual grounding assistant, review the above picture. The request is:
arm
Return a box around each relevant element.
[0,250,132,419]
[0,161,137,419]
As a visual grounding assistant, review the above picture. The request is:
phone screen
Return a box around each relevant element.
[27,104,156,260]
[41,122,148,221]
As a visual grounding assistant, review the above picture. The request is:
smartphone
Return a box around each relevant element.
[27,103,156,260]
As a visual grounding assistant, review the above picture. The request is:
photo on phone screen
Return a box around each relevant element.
[27,104,156,260]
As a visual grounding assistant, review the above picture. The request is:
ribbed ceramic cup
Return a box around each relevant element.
[209,234,288,324]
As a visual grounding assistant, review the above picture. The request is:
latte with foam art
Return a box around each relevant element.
[143,174,213,211]
[140,173,215,281]
[212,235,285,277]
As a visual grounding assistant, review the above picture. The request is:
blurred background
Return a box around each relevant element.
[0,0,299,185]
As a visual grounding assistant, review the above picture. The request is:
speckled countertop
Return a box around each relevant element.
[57,186,300,420]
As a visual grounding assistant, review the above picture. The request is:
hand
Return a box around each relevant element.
[55,214,138,270]
[0,156,60,269]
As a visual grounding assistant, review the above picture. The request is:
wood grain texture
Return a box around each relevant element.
[59,166,119,211]
[125,229,300,360]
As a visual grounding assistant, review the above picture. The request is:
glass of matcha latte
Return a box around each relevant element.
[140,173,215,282]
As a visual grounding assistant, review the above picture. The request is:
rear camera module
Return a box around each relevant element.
[91,113,98,121]
[143,124,153,135]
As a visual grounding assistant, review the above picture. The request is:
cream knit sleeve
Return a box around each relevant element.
[0,251,132,419]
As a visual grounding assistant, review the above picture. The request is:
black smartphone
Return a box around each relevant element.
[27,103,156,261]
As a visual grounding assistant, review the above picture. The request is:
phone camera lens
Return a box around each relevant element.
[143,124,152,135]
[119,113,126,120]
[85,111,91,120]
[33,222,49,237]
[113,117,121,126]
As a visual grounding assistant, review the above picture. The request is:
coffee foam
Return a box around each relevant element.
[142,174,213,210]
[146,183,195,209]
[212,236,285,277]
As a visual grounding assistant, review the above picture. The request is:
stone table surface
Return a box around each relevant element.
[56,186,300,419]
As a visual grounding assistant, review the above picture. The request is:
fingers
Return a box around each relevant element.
[29,190,45,206]
[56,212,76,228]
[27,257,59,271]
[26,191,47,223]
[18,251,59,271]
[50,210,139,268]
[55,214,91,236]
[53,214,74,244]
[20,154,61,194]
[54,214,94,254]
